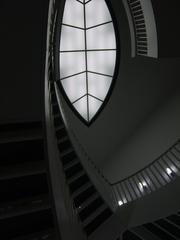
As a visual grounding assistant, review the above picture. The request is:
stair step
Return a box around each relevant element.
[83,204,107,226]
[77,192,99,211]
[53,115,63,127]
[0,139,44,166]
[61,151,77,166]
[63,158,79,171]
[52,101,59,113]
[55,126,67,139]
[123,230,143,240]
[13,229,56,240]
[79,197,104,221]
[0,130,42,144]
[58,139,72,153]
[0,161,45,180]
[73,185,96,207]
[65,162,83,179]
[51,92,56,102]
[84,207,112,236]
[72,181,92,199]
[131,226,161,240]
[0,122,55,240]
[0,174,49,203]
[0,209,54,240]
[60,148,75,158]
[0,122,42,144]
[69,174,89,193]
[0,195,50,220]
[67,169,85,184]
[55,124,64,131]
[57,135,68,143]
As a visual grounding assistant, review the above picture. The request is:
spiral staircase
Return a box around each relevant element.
[0,0,180,239]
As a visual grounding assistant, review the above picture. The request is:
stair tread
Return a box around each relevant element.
[13,229,56,240]
[0,130,42,144]
[60,147,74,157]
[72,181,92,199]
[63,158,79,171]
[57,135,69,143]
[0,122,55,239]
[78,192,99,212]
[83,203,107,227]
[53,113,61,119]
[67,169,85,184]
[132,226,162,240]
[0,161,46,180]
[55,124,65,131]
[0,195,50,220]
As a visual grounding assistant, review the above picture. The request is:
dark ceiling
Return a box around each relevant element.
[0,0,49,124]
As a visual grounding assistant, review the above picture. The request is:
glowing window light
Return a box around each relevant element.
[58,0,118,125]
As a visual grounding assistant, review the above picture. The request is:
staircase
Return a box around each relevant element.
[50,82,113,237]
[0,122,57,240]
[123,211,180,240]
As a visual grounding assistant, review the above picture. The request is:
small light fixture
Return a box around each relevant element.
[166,167,175,177]
[139,181,148,190]
[118,200,123,206]
[166,167,172,175]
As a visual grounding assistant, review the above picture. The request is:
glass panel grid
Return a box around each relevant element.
[59,0,117,123]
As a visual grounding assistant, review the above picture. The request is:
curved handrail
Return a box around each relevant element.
[123,0,158,58]
[54,80,180,208]
[44,0,86,239]
[46,0,179,214]
[54,84,117,212]
[111,140,180,185]
[110,140,180,206]
[56,106,180,207]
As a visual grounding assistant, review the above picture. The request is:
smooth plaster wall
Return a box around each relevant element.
[57,0,180,182]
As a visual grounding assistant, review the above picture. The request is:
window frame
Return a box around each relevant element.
[54,0,120,126]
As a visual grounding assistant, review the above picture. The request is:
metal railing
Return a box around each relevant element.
[111,141,180,207]
[45,0,179,217]
[44,0,86,239]
[128,0,148,56]
[125,0,158,58]
[59,118,180,209]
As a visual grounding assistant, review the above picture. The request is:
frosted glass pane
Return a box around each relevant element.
[88,95,102,121]
[87,23,116,50]
[62,0,84,28]
[86,0,112,28]
[87,51,116,76]
[73,96,88,121]
[60,52,85,78]
[61,73,86,102]
[60,26,85,51]
[88,73,112,100]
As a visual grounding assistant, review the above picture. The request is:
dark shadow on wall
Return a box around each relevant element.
[151,0,180,57]
[0,0,49,124]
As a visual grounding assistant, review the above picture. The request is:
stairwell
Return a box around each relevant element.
[0,122,57,240]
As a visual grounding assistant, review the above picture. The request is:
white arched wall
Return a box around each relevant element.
[122,0,158,58]
[56,0,180,185]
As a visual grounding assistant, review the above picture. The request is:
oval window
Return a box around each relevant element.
[58,0,118,125]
